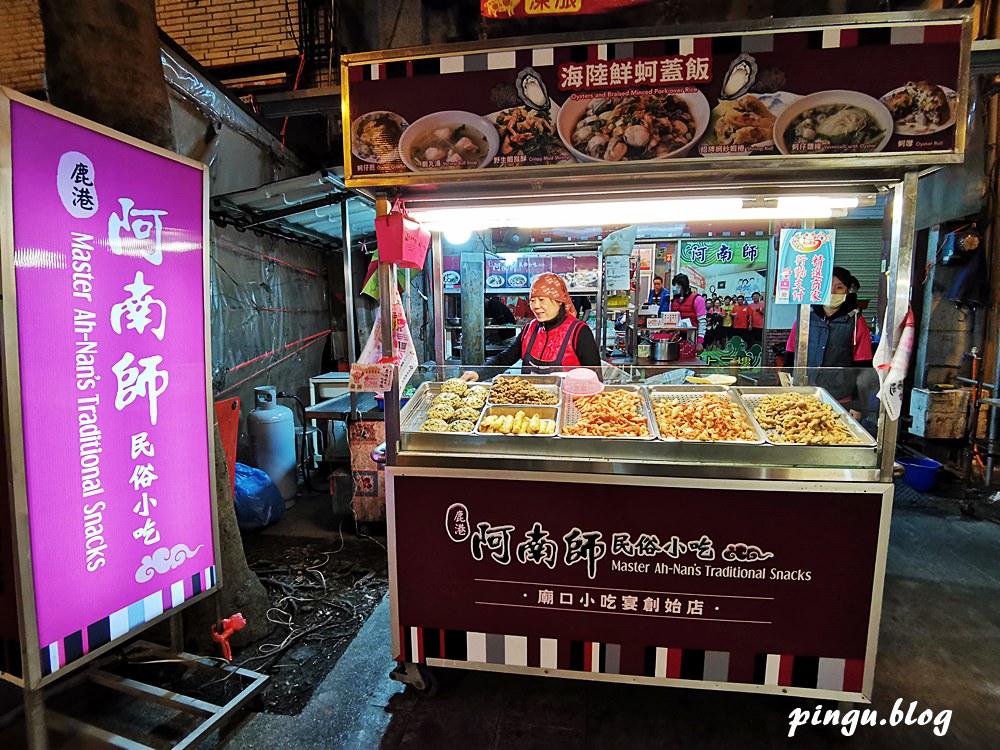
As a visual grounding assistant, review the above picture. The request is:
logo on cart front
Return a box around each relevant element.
[445,503,471,542]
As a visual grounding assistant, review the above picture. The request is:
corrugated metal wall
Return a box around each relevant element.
[832,224,884,330]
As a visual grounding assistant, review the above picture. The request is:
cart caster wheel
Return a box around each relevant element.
[415,665,438,697]
[389,661,439,696]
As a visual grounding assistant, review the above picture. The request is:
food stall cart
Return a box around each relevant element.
[341,10,970,700]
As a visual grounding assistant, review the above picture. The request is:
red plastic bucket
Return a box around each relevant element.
[375,206,431,270]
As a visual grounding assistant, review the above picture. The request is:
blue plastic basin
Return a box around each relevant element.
[898,457,941,492]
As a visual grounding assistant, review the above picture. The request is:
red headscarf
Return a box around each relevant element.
[530,273,576,318]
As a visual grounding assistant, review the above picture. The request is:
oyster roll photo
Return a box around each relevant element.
[881,81,957,136]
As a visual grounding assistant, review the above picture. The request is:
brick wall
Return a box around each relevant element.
[0,1,44,92]
[765,328,791,369]
[157,0,300,68]
[0,0,300,94]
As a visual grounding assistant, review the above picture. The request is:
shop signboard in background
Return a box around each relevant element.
[343,17,967,185]
[481,0,657,19]
[775,229,836,305]
[679,239,767,267]
[0,92,216,687]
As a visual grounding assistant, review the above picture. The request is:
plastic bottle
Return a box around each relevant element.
[247,386,297,502]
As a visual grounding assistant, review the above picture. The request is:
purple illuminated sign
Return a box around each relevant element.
[5,97,216,683]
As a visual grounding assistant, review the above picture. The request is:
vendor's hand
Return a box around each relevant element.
[849,409,862,420]
[460,371,479,382]
[696,343,704,354]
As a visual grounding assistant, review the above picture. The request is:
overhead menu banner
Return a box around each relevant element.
[0,90,217,687]
[342,15,968,185]
[482,0,657,18]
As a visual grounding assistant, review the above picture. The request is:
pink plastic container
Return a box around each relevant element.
[375,207,431,270]
[561,368,604,397]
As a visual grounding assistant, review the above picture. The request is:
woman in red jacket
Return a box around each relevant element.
[462,273,600,380]
[667,273,707,353]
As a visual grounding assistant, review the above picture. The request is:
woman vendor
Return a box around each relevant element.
[784,266,873,416]
[462,272,600,380]
[663,273,707,353]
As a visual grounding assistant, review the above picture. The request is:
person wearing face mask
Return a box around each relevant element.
[784,266,873,415]
[461,272,601,381]
[661,273,707,353]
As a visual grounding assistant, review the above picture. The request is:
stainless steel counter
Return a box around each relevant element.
[306,392,383,421]
[395,382,884,482]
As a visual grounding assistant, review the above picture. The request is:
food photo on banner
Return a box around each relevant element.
[344,20,962,180]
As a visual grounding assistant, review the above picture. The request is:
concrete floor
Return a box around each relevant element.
[215,484,1000,750]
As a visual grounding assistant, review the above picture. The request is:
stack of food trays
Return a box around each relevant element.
[560,385,656,439]
[734,386,876,447]
[647,385,764,444]
[479,375,560,436]
[408,378,490,433]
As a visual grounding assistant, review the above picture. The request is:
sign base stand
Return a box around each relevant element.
[16,641,267,750]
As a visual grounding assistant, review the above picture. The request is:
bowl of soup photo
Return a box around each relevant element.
[773,90,893,155]
[399,111,500,172]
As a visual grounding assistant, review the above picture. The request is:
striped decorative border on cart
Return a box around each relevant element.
[349,22,961,82]
[38,565,217,677]
[399,625,864,692]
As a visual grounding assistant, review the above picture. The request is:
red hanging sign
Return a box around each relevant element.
[482,0,657,18]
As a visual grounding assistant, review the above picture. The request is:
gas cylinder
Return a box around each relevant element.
[248,386,297,501]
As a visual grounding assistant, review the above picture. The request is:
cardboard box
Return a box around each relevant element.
[909,388,971,440]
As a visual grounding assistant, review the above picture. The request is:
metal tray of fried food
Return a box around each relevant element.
[475,405,559,437]
[733,386,876,447]
[486,376,561,407]
[399,382,489,434]
[647,385,765,444]
[483,373,561,386]
[560,385,657,440]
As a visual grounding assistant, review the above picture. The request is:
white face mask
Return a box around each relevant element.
[825,293,847,308]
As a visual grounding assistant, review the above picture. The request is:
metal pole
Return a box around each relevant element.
[913,225,940,390]
[986,325,1000,485]
[878,172,919,482]
[341,197,358,362]
[169,614,184,653]
[376,196,400,465]
[431,232,445,365]
[24,684,47,750]
[793,220,814,385]
[597,250,606,355]
[341,196,358,414]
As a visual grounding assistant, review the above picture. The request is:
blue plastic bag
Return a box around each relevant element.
[233,463,285,532]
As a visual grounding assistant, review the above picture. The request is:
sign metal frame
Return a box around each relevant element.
[0,87,221,691]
